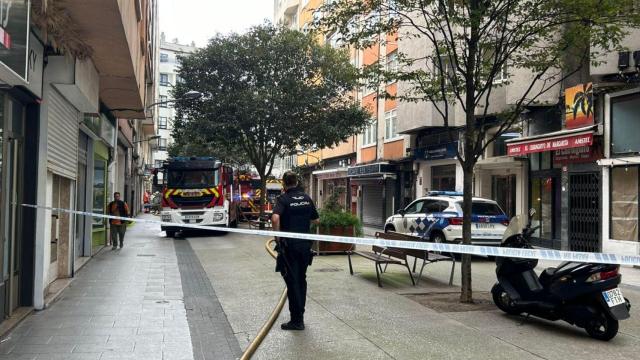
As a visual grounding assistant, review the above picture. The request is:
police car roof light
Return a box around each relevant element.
[427,191,464,197]
[171,156,216,162]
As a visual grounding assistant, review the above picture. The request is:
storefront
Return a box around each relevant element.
[413,138,462,197]
[507,125,601,251]
[348,163,396,228]
[0,3,44,319]
[601,88,640,257]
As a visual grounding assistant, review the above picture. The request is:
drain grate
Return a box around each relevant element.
[314,268,342,273]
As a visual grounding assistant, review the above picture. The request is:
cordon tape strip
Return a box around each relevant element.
[21,203,640,267]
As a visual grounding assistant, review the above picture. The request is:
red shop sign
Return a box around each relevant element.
[507,133,593,156]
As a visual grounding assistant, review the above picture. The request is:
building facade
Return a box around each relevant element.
[0,0,159,322]
[152,34,197,179]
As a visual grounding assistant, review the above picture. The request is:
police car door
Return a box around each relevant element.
[403,200,427,235]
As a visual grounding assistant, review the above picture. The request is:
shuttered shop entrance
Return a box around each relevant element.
[47,88,79,179]
[361,183,385,228]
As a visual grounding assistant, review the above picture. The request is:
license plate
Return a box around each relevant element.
[183,215,201,220]
[602,288,625,307]
[474,223,495,229]
[181,191,202,197]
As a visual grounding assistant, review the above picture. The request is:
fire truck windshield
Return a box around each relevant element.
[167,169,219,189]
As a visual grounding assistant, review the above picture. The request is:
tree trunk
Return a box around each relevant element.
[460,161,475,303]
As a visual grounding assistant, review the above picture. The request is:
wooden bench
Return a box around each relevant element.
[347,232,455,288]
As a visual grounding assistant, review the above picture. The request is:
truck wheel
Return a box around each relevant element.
[166,230,176,238]
[586,311,618,341]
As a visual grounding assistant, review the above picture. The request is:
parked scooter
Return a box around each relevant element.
[492,209,630,340]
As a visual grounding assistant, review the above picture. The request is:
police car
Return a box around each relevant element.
[384,191,510,246]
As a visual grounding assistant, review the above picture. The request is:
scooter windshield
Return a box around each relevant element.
[501,215,528,243]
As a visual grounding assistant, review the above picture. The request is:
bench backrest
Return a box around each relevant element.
[374,231,453,261]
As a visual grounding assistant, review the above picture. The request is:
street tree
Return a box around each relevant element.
[172,24,369,222]
[316,0,640,302]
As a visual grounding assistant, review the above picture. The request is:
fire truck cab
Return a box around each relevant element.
[159,157,238,237]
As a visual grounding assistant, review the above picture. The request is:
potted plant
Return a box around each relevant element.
[312,187,363,254]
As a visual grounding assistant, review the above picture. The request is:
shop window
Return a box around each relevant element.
[611,166,639,242]
[531,177,554,240]
[611,94,640,154]
[431,165,456,191]
[529,152,552,171]
[93,159,107,228]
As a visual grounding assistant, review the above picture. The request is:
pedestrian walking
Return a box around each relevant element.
[107,192,130,250]
[271,171,319,331]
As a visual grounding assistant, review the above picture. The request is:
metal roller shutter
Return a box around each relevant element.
[47,88,79,179]
[362,183,384,227]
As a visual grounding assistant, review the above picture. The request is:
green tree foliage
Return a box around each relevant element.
[316,0,640,302]
[171,24,369,221]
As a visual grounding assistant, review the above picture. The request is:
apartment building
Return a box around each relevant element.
[0,0,159,320]
[152,34,197,179]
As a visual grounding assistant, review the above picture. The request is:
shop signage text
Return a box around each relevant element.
[554,139,602,164]
[347,163,394,177]
[507,133,593,156]
[414,142,458,160]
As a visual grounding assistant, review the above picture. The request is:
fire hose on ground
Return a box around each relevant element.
[239,239,287,360]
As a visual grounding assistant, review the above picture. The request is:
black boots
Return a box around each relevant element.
[281,321,305,330]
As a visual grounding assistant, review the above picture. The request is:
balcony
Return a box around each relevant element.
[62,0,151,119]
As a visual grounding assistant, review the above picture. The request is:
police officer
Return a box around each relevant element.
[271,171,319,330]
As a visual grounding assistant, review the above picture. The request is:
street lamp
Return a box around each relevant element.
[133,135,161,144]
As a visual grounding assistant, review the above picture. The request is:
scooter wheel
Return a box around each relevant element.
[585,312,618,341]
[491,284,521,315]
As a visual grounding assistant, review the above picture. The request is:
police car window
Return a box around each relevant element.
[423,200,447,213]
[471,202,504,216]
[405,200,425,214]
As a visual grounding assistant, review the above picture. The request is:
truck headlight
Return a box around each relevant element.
[213,213,224,221]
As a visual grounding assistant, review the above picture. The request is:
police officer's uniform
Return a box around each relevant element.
[273,187,319,329]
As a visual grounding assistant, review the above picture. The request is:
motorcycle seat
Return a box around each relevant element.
[539,267,559,287]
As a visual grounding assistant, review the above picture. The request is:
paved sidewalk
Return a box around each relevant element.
[188,229,640,360]
[0,216,219,360]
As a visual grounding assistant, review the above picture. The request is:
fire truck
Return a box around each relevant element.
[237,174,283,217]
[159,157,239,237]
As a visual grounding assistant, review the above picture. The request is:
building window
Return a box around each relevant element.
[158,138,167,150]
[386,51,398,83]
[160,73,169,86]
[435,55,454,87]
[160,53,169,63]
[492,132,520,157]
[611,94,640,155]
[384,109,398,140]
[611,166,639,242]
[431,165,456,191]
[159,95,168,108]
[363,119,377,146]
[158,117,168,129]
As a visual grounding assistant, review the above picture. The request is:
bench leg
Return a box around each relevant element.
[412,257,418,273]
[404,261,416,286]
[417,259,428,286]
[347,253,354,275]
[375,262,382,287]
[449,259,456,286]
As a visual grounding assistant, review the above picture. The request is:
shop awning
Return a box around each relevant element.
[312,168,348,180]
[505,126,596,156]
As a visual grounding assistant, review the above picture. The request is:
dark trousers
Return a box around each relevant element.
[110,224,126,247]
[279,241,312,323]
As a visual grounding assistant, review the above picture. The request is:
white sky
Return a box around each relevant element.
[159,0,273,47]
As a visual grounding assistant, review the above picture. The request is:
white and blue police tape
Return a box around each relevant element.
[21,203,640,267]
